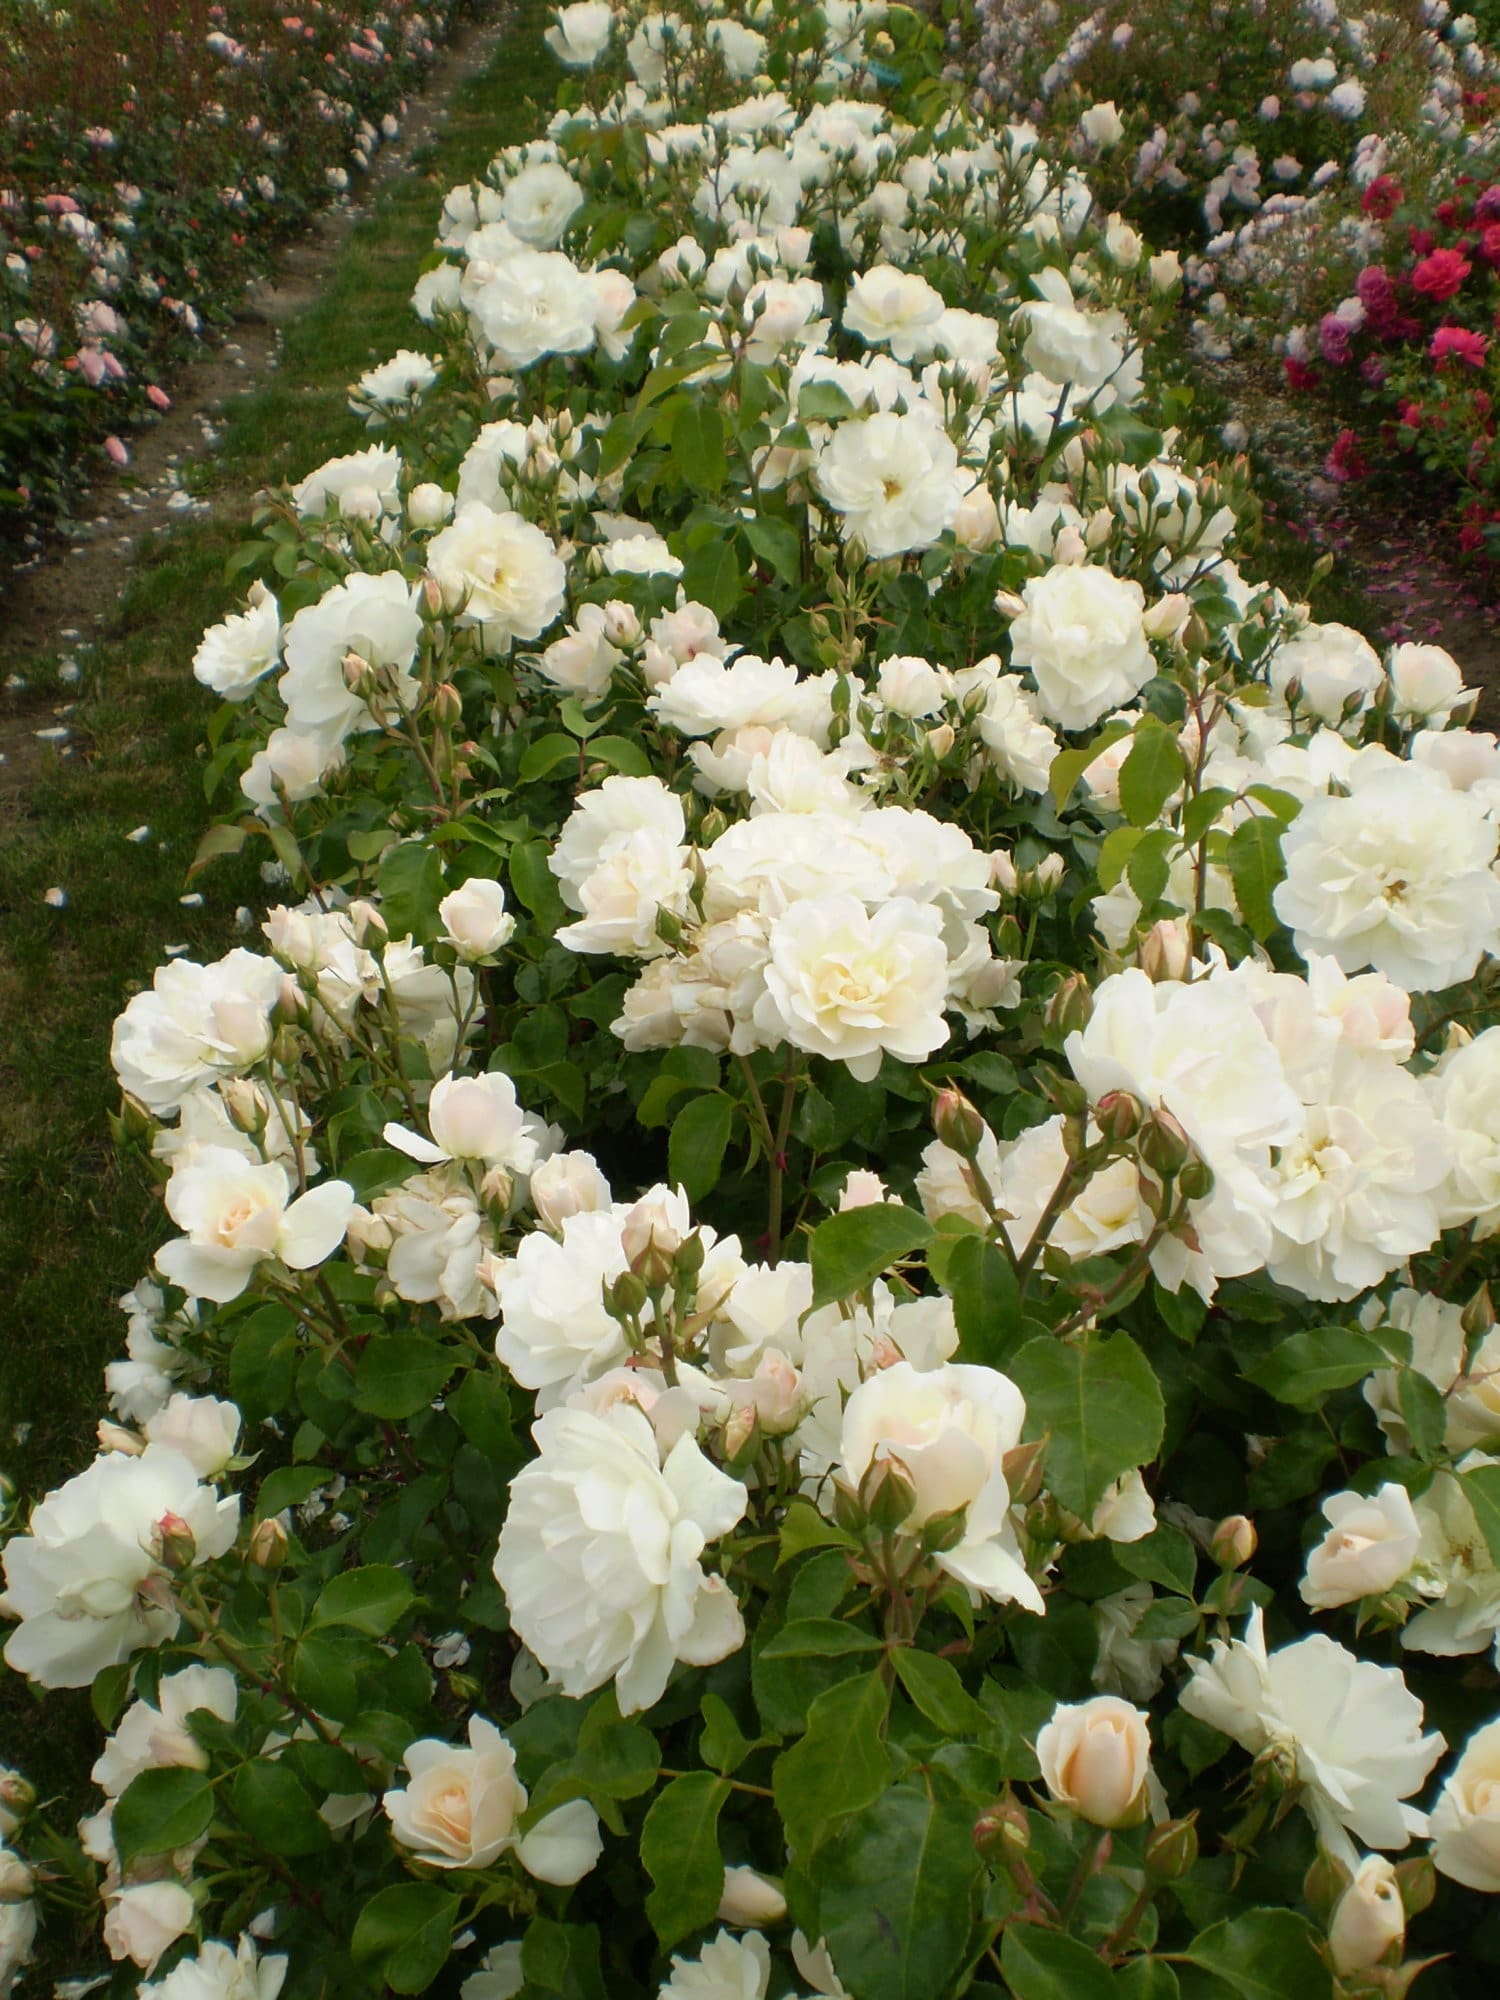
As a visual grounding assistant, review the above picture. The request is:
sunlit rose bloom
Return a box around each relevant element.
[93,1665,238,1796]
[953,659,1060,792]
[538,604,622,698]
[493,1402,748,1713]
[291,444,402,523]
[2,1444,239,1688]
[384,1714,600,1882]
[658,1929,770,2000]
[752,893,950,1079]
[842,264,945,362]
[837,1361,1042,1610]
[155,1148,354,1304]
[814,409,964,558]
[439,878,516,961]
[192,586,280,698]
[1008,564,1154,733]
[1037,1695,1152,1827]
[1427,1027,1500,1232]
[142,1395,241,1477]
[1179,1606,1445,1862]
[1266,620,1385,726]
[474,249,599,368]
[1300,1484,1421,1609]
[241,726,345,811]
[103,1882,195,1972]
[426,503,566,653]
[1387,642,1470,723]
[279,571,423,742]
[1274,749,1500,992]
[352,348,439,410]
[1432,1719,1500,1891]
[550,776,687,907]
[1019,267,1131,392]
[1328,1857,1406,1975]
[500,161,584,247]
[544,0,613,67]
[138,1936,288,2000]
[111,948,284,1116]
[385,1070,549,1172]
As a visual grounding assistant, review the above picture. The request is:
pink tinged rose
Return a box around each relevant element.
[104,436,128,466]
[1431,325,1488,368]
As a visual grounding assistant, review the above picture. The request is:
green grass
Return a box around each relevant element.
[0,0,552,1946]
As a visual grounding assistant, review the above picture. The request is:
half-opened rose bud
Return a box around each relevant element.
[1328,1855,1405,1975]
[717,1866,787,1928]
[150,1511,197,1572]
[1209,1514,1257,1568]
[249,1516,289,1570]
[933,1087,986,1159]
[1036,1695,1152,1828]
[530,1150,611,1232]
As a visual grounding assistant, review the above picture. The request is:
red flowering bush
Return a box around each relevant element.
[1276,159,1500,556]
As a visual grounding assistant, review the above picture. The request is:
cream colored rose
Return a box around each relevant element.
[439,879,515,961]
[1328,1855,1405,1974]
[1432,1719,1500,1890]
[383,1716,526,1868]
[1036,1695,1152,1828]
[1300,1483,1421,1610]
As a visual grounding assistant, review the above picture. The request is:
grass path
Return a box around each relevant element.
[0,0,551,1886]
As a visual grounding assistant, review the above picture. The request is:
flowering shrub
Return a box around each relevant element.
[959,0,1492,247]
[10,4,1500,1999]
[0,0,475,559]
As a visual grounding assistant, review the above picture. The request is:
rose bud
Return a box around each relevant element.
[1328,1856,1406,1975]
[1036,1695,1153,1828]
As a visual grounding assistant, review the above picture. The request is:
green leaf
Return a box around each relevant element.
[755,1615,882,1735]
[113,1767,214,1870]
[773,1671,890,1858]
[1049,720,1131,812]
[188,818,249,879]
[760,1619,884,1661]
[255,1464,327,1520]
[671,399,728,493]
[449,1368,513,1455]
[817,1779,980,2000]
[311,1564,415,1637]
[228,1760,331,1856]
[228,1306,299,1424]
[945,1232,1023,1368]
[667,1093,735,1201]
[377,841,445,945]
[509,838,567,933]
[90,1661,133,1732]
[1116,1526,1197,1596]
[352,1884,460,1995]
[680,533,744,620]
[353,1335,455,1419]
[778,1497,859,1564]
[641,1773,730,1946]
[590,734,652,777]
[1226,815,1287,941]
[1011,1330,1165,1518]
[1118,717,1186,828]
[520,1918,607,2000]
[1001,1925,1119,2000]
[808,1204,934,1310]
[1115,1962,1179,2000]
[891,1649,988,1737]
[700,1695,753,1775]
[744,514,802,584]
[1182,1909,1334,1999]
[519,732,580,783]
[1244,1328,1389,1409]
[1463,1464,1500,1564]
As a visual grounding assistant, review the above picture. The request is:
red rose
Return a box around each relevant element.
[1412,247,1472,300]
[1431,325,1489,368]
[1284,356,1319,391]
[1362,175,1403,219]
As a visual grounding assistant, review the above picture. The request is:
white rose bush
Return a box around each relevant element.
[13,3,1500,1997]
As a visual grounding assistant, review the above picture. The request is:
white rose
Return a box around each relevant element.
[1274,752,1500,992]
[1427,1025,1500,1233]
[292,445,401,523]
[551,777,687,907]
[529,1149,612,1230]
[407,482,455,529]
[192,588,280,699]
[352,348,439,410]
[155,1147,355,1304]
[1019,268,1130,393]
[279,571,423,742]
[461,1944,524,2000]
[140,1936,287,2000]
[427,503,566,653]
[1432,1718,1500,1890]
[500,161,584,248]
[413,262,464,322]
[241,726,344,811]
[659,1929,770,2000]
[1300,1484,1421,1609]
[814,410,964,559]
[1008,565,1153,733]
[875,654,950,719]
[93,1665,238,1797]
[538,604,622,699]
[1328,1856,1405,1974]
[493,1403,748,1714]
[842,265,945,362]
[752,893,951,1081]
[1388,643,1469,723]
[1037,1695,1152,1827]
[439,879,516,961]
[383,1716,528,1867]
[0,1893,35,1997]
[385,1071,544,1174]
[717,1866,787,1928]
[544,1,612,66]
[475,249,598,368]
[1267,621,1384,726]
[1079,101,1125,147]
[142,1396,242,1478]
[837,1360,1042,1611]
[111,949,284,1116]
[103,1881,195,1970]
[1148,250,1182,291]
[1180,1607,1445,1857]
[3,1444,239,1688]
[555,826,694,959]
